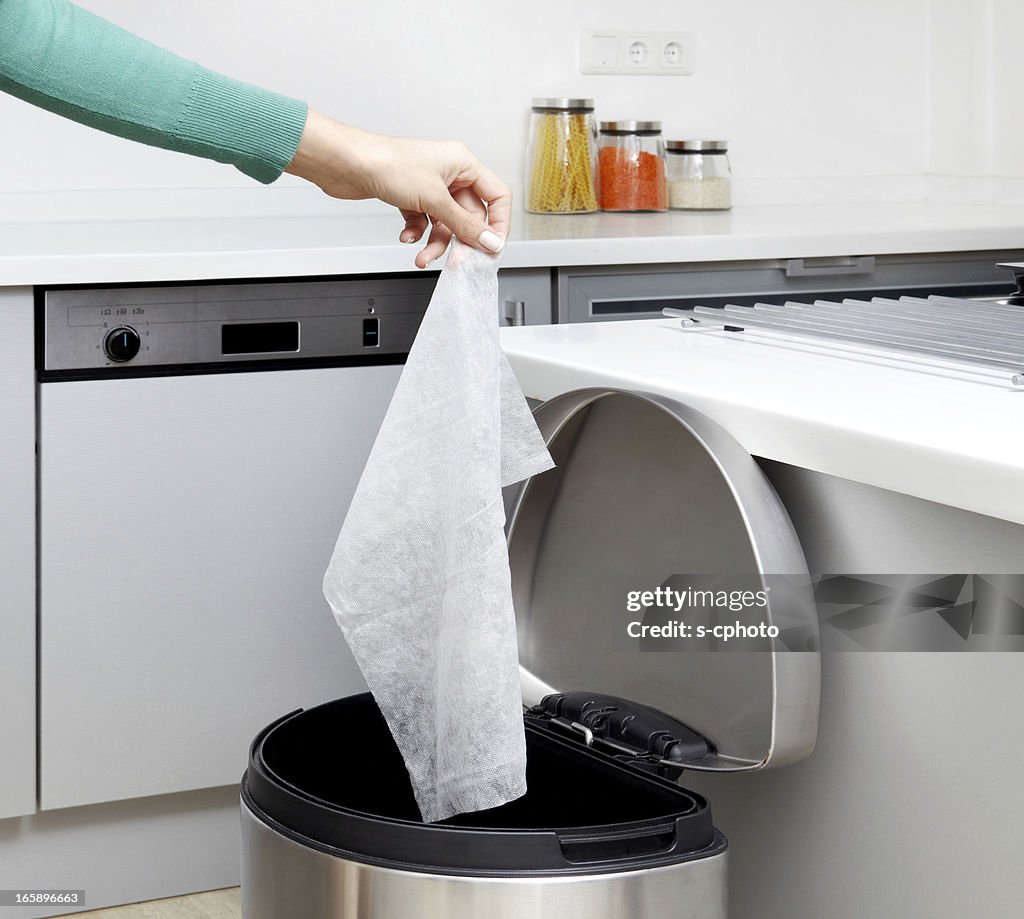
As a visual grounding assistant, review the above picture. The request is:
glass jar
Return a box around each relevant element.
[525,98,598,214]
[666,140,732,210]
[597,121,667,212]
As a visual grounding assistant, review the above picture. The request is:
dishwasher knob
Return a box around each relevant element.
[104,326,141,362]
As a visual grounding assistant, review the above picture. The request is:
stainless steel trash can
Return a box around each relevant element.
[241,389,821,919]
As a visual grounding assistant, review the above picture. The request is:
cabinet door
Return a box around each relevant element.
[0,289,37,819]
[556,252,1018,322]
[498,268,552,326]
[38,365,399,809]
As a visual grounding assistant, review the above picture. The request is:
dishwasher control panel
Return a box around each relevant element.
[40,276,435,372]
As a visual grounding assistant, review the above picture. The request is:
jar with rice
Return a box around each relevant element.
[666,140,733,210]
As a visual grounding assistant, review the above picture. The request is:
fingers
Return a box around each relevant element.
[414,189,487,268]
[469,166,512,243]
[451,185,487,219]
[415,216,453,269]
[413,186,506,268]
[428,190,504,255]
[398,209,428,244]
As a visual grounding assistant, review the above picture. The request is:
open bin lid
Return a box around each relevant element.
[507,388,820,772]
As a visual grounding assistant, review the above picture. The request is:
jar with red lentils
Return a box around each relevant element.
[597,120,667,212]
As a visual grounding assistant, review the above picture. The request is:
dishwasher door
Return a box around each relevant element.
[38,364,398,810]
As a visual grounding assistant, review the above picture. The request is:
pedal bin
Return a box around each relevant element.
[240,388,821,919]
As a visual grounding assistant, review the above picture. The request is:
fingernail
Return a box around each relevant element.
[479,229,504,253]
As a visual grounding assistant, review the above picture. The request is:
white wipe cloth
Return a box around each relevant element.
[322,240,554,823]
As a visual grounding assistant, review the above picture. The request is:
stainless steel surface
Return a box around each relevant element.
[43,277,434,371]
[240,802,728,919]
[531,97,595,110]
[504,299,526,327]
[599,121,662,133]
[666,294,1024,385]
[666,141,728,152]
[37,365,393,808]
[785,256,875,277]
[507,389,820,771]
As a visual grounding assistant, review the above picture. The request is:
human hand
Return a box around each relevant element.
[285,109,510,268]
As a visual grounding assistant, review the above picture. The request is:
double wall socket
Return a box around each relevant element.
[580,30,695,76]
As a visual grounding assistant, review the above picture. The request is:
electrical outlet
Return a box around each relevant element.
[581,30,695,76]
[627,40,649,66]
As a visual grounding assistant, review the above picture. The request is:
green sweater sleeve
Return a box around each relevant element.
[0,0,308,184]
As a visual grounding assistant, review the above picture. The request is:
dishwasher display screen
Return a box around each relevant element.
[222,322,299,355]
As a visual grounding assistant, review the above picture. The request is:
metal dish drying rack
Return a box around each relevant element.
[664,295,1024,389]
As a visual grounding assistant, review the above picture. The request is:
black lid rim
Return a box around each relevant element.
[251,697,707,834]
[243,696,722,875]
[242,778,728,878]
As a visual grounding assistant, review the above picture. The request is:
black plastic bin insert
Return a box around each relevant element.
[241,693,726,878]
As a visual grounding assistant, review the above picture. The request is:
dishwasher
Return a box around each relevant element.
[35,276,433,812]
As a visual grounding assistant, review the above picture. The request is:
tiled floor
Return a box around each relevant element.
[62,888,240,919]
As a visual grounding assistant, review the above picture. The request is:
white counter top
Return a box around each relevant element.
[1,201,1023,286]
[500,318,1024,526]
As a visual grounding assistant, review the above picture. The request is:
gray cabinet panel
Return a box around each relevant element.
[38,365,399,809]
[498,268,552,326]
[557,251,1022,322]
[0,787,239,919]
[0,288,37,819]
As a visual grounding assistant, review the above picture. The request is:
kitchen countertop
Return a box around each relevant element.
[500,318,1024,526]
[1,201,1023,286]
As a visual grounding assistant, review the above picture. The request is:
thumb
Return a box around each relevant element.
[429,189,505,254]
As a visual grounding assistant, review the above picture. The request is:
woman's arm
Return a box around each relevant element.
[0,0,306,183]
[285,110,508,267]
[0,0,509,263]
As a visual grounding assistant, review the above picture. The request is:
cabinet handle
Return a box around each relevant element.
[504,299,526,326]
[785,256,875,278]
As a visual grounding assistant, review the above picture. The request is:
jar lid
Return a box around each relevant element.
[666,140,729,152]
[599,120,662,135]
[531,97,595,112]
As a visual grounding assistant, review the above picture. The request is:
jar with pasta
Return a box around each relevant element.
[597,121,667,213]
[525,98,598,214]
[666,140,733,210]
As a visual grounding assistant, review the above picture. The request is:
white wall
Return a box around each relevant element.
[0,0,1019,214]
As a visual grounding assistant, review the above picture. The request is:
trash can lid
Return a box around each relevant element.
[507,388,821,772]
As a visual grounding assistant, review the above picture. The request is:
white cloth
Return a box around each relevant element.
[322,241,554,823]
